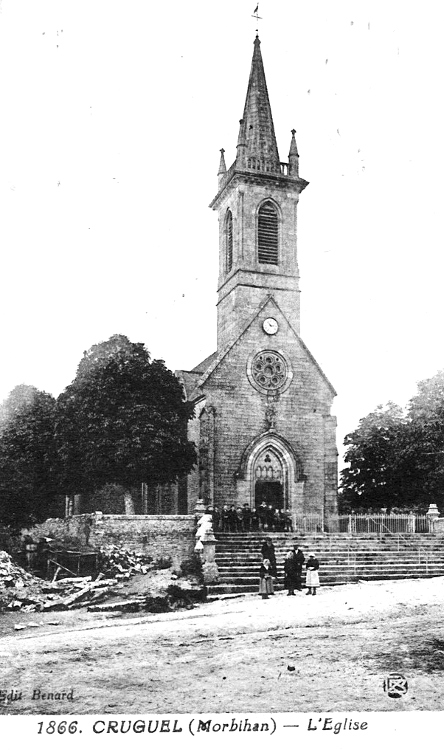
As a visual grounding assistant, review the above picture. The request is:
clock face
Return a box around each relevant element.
[263,317,279,335]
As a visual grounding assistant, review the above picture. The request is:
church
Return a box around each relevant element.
[174,35,338,523]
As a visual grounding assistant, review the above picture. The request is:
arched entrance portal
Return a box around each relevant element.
[254,447,285,510]
[238,433,302,513]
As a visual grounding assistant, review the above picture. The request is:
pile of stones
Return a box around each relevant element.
[0,543,205,615]
[0,544,153,613]
[0,550,49,612]
[97,544,152,579]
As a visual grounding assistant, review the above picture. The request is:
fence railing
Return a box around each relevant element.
[294,514,431,534]
[215,512,435,534]
[293,514,325,533]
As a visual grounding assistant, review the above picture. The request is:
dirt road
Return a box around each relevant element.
[1,577,444,714]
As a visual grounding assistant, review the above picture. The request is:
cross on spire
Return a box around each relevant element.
[251,4,262,34]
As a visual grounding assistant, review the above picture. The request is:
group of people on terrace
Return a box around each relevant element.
[208,502,293,533]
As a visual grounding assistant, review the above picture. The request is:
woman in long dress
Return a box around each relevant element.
[258,558,274,599]
[305,553,320,595]
[284,550,298,596]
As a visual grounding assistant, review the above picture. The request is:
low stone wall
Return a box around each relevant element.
[432,518,444,534]
[25,514,197,571]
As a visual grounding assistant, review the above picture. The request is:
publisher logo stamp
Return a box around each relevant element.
[383,674,408,698]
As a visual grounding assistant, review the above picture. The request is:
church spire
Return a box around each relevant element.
[235,35,280,173]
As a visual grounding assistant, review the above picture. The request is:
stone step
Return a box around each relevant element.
[212,532,444,591]
[215,538,444,546]
[216,536,444,549]
[216,553,444,559]
[216,548,444,554]
[216,564,444,575]
[214,566,444,584]
[215,554,444,562]
[215,547,444,554]
[215,531,441,541]
[215,549,444,558]
[216,551,444,565]
[207,573,444,595]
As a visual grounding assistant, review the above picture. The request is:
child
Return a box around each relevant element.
[258,557,274,599]
[305,553,320,595]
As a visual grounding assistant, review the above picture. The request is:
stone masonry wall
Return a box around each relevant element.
[25,514,196,571]
[199,295,337,514]
[217,182,302,352]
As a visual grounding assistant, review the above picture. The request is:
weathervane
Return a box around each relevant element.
[252,4,262,34]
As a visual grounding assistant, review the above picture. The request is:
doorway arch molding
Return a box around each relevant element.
[237,432,304,509]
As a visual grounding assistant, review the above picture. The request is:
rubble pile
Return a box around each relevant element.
[0,544,206,616]
[0,548,121,613]
[0,544,151,613]
[0,550,48,611]
[97,544,152,579]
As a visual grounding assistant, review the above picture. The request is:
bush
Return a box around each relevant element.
[84,484,127,514]
[179,554,203,580]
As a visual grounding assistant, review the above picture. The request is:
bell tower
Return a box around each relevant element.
[210,36,309,352]
[177,32,338,519]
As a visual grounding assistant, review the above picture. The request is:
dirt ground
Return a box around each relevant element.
[1,576,444,715]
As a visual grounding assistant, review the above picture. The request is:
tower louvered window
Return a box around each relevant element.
[226,210,233,272]
[258,201,278,264]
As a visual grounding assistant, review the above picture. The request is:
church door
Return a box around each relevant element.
[255,480,283,509]
[253,448,286,510]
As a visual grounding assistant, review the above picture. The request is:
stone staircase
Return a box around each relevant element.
[208,532,444,596]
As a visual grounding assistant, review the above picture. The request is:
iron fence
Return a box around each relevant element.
[295,513,431,534]
[216,512,434,534]
[293,514,325,533]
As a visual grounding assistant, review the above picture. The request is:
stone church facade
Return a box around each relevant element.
[176,36,338,522]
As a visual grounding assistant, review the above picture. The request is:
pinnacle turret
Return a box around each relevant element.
[217,148,227,187]
[288,129,299,176]
[236,118,247,163]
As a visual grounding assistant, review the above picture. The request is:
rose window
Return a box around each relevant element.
[251,351,287,390]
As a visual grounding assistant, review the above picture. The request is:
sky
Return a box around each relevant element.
[1,0,444,469]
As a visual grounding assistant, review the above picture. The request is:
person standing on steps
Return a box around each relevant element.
[221,504,229,532]
[261,537,277,578]
[227,505,237,532]
[243,503,252,532]
[266,503,275,531]
[305,553,320,595]
[258,557,274,599]
[293,544,305,591]
[284,508,293,532]
[284,550,298,595]
[236,505,244,532]
[250,507,259,531]
[212,505,220,532]
[258,501,268,531]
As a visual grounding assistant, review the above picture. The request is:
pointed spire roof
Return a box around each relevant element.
[217,148,227,175]
[289,129,299,158]
[288,129,299,176]
[236,35,280,173]
[209,36,309,210]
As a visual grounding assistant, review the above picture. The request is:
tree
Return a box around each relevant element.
[55,335,196,509]
[404,369,444,506]
[339,403,410,511]
[340,370,444,512]
[0,388,60,528]
[0,384,40,433]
